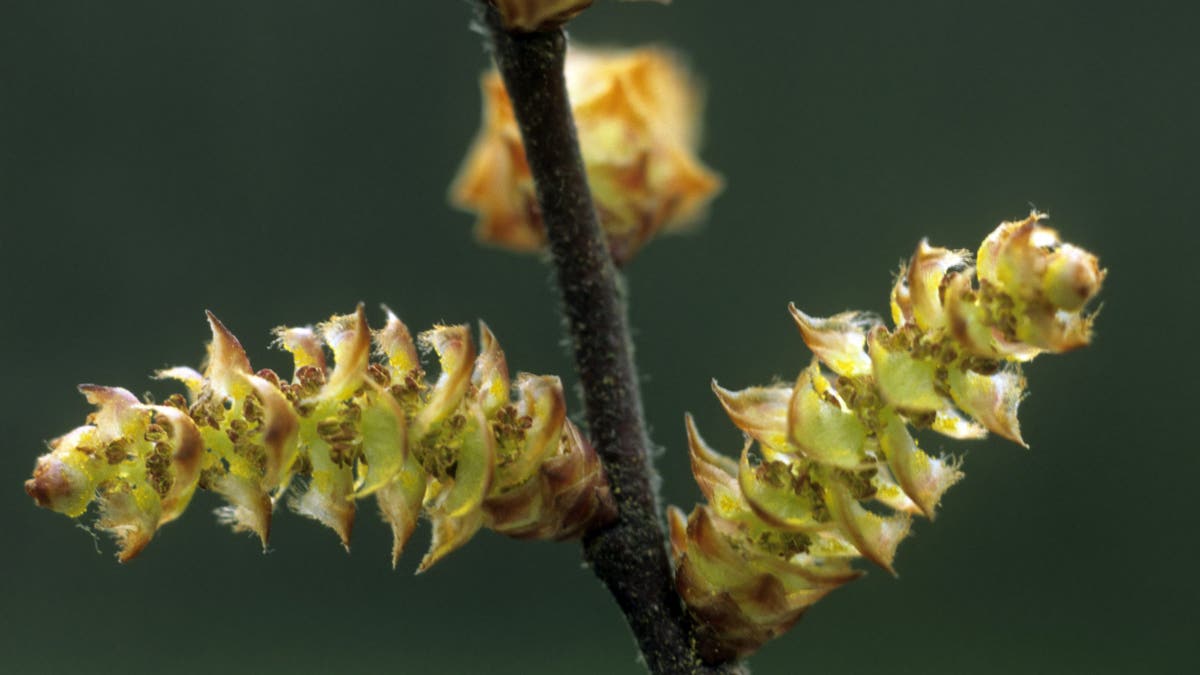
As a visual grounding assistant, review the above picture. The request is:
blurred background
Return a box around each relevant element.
[2,1,1196,673]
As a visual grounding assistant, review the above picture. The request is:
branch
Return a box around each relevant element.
[474,4,744,674]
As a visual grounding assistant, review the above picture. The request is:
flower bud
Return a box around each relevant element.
[1043,243,1103,311]
[976,212,1104,353]
[25,449,91,516]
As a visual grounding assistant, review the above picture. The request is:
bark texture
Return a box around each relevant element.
[474,4,746,673]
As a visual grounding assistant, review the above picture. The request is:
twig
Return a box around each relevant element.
[473,4,745,674]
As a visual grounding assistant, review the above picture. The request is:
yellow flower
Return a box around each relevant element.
[451,44,721,264]
[671,213,1104,661]
[26,306,615,567]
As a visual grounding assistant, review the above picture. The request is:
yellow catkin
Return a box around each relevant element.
[25,305,615,569]
[671,213,1104,662]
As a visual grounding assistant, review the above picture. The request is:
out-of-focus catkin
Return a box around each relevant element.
[25,306,615,569]
[670,213,1104,661]
[451,44,721,265]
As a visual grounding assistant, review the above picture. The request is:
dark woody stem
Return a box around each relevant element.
[474,4,744,674]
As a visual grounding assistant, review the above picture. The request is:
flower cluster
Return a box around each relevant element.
[451,44,721,265]
[26,306,615,569]
[669,213,1104,661]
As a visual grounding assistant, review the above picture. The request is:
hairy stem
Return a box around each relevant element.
[474,5,743,674]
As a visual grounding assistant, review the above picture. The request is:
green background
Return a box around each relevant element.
[2,1,1195,673]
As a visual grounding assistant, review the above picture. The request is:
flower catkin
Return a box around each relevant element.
[669,213,1104,661]
[26,305,615,569]
[451,44,721,265]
